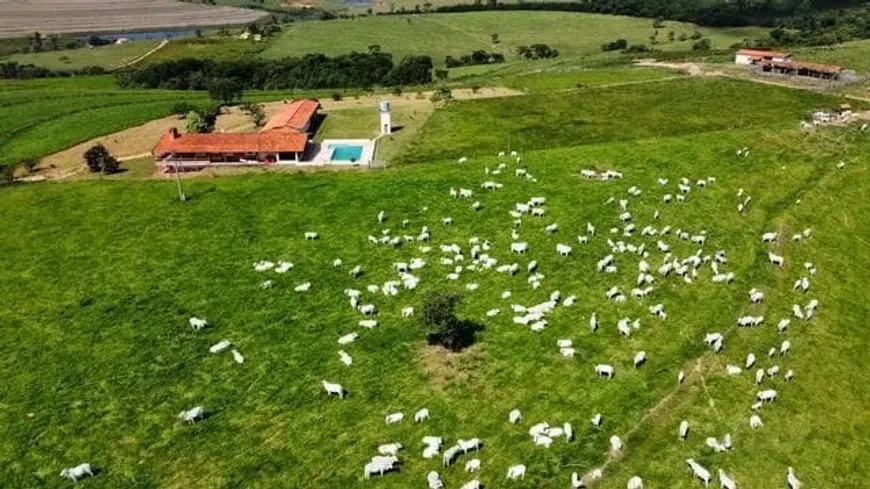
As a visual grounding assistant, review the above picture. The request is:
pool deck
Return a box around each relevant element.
[307,139,375,166]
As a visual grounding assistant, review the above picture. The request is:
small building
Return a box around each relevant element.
[153,99,321,170]
[760,60,842,80]
[734,49,791,65]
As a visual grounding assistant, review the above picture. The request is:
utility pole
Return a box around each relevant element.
[172,155,186,202]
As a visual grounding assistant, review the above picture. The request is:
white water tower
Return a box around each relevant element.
[379,100,392,135]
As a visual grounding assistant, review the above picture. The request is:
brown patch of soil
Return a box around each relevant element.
[417,343,484,390]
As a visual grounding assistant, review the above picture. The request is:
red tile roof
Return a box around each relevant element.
[261,99,321,132]
[153,128,307,157]
[763,60,842,73]
[737,49,791,58]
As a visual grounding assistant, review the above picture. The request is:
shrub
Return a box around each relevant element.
[331,92,343,101]
[0,162,18,185]
[83,143,119,174]
[20,157,39,174]
[419,292,482,351]
[434,69,449,81]
[172,101,197,115]
[601,39,628,52]
[391,86,403,96]
[692,38,712,51]
[240,102,266,127]
[691,30,703,40]
[623,44,650,53]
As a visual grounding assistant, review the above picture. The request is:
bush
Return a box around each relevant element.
[623,44,651,53]
[434,69,449,81]
[692,38,713,51]
[391,86,403,96]
[0,162,18,185]
[172,101,197,115]
[601,39,628,52]
[691,30,703,40]
[240,102,266,127]
[331,92,343,101]
[517,44,559,60]
[419,292,482,351]
[83,143,119,174]
[20,157,39,174]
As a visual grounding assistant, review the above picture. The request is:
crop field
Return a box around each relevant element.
[0,0,267,39]
[0,76,208,165]
[260,12,769,65]
[3,40,162,70]
[2,72,869,489]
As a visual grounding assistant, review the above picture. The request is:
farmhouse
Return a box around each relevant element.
[153,99,320,169]
[734,49,791,65]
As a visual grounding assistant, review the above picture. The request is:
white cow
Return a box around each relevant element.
[60,463,95,482]
[749,414,763,429]
[610,435,623,454]
[385,412,404,424]
[787,467,802,489]
[378,443,403,456]
[719,469,737,489]
[415,408,430,423]
[686,459,712,487]
[679,420,689,440]
[757,389,777,403]
[427,471,444,489]
[189,317,208,330]
[595,364,614,379]
[338,350,353,367]
[178,406,204,424]
[338,333,358,345]
[509,409,522,424]
[627,476,643,489]
[506,464,526,480]
[322,380,344,399]
[465,459,481,472]
[304,232,318,240]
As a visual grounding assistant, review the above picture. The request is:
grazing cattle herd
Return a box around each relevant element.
[57,149,823,488]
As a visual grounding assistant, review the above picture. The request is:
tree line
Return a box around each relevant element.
[0,61,107,80]
[115,51,434,90]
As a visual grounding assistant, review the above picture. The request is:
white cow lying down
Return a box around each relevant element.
[60,463,95,482]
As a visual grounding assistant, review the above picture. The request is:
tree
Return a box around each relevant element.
[240,102,266,127]
[667,30,676,42]
[207,78,243,105]
[692,38,712,51]
[653,17,665,29]
[419,292,482,351]
[20,157,39,174]
[83,143,120,174]
[0,162,18,185]
[434,69,449,81]
[491,33,500,44]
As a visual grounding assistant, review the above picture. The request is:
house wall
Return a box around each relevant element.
[734,54,753,65]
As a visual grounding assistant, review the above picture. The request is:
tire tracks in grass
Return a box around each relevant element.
[583,160,839,485]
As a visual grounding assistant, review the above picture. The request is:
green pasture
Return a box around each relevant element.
[1,72,869,489]
[398,76,851,163]
[260,12,769,65]
[3,41,162,70]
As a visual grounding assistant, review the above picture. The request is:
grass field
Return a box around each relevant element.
[2,72,870,489]
[397,76,850,163]
[3,41,162,70]
[793,39,870,74]
[260,12,769,65]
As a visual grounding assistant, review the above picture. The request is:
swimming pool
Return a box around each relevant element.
[329,144,364,162]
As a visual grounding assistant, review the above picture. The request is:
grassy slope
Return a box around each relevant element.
[398,76,850,163]
[0,77,209,163]
[260,12,768,64]
[1,76,869,488]
[3,41,161,70]
[792,39,870,73]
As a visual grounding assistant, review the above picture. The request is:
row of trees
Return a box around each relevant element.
[115,52,433,91]
[516,44,559,60]
[0,61,107,80]
[445,50,505,68]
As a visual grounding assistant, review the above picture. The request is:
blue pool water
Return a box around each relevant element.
[330,144,364,162]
